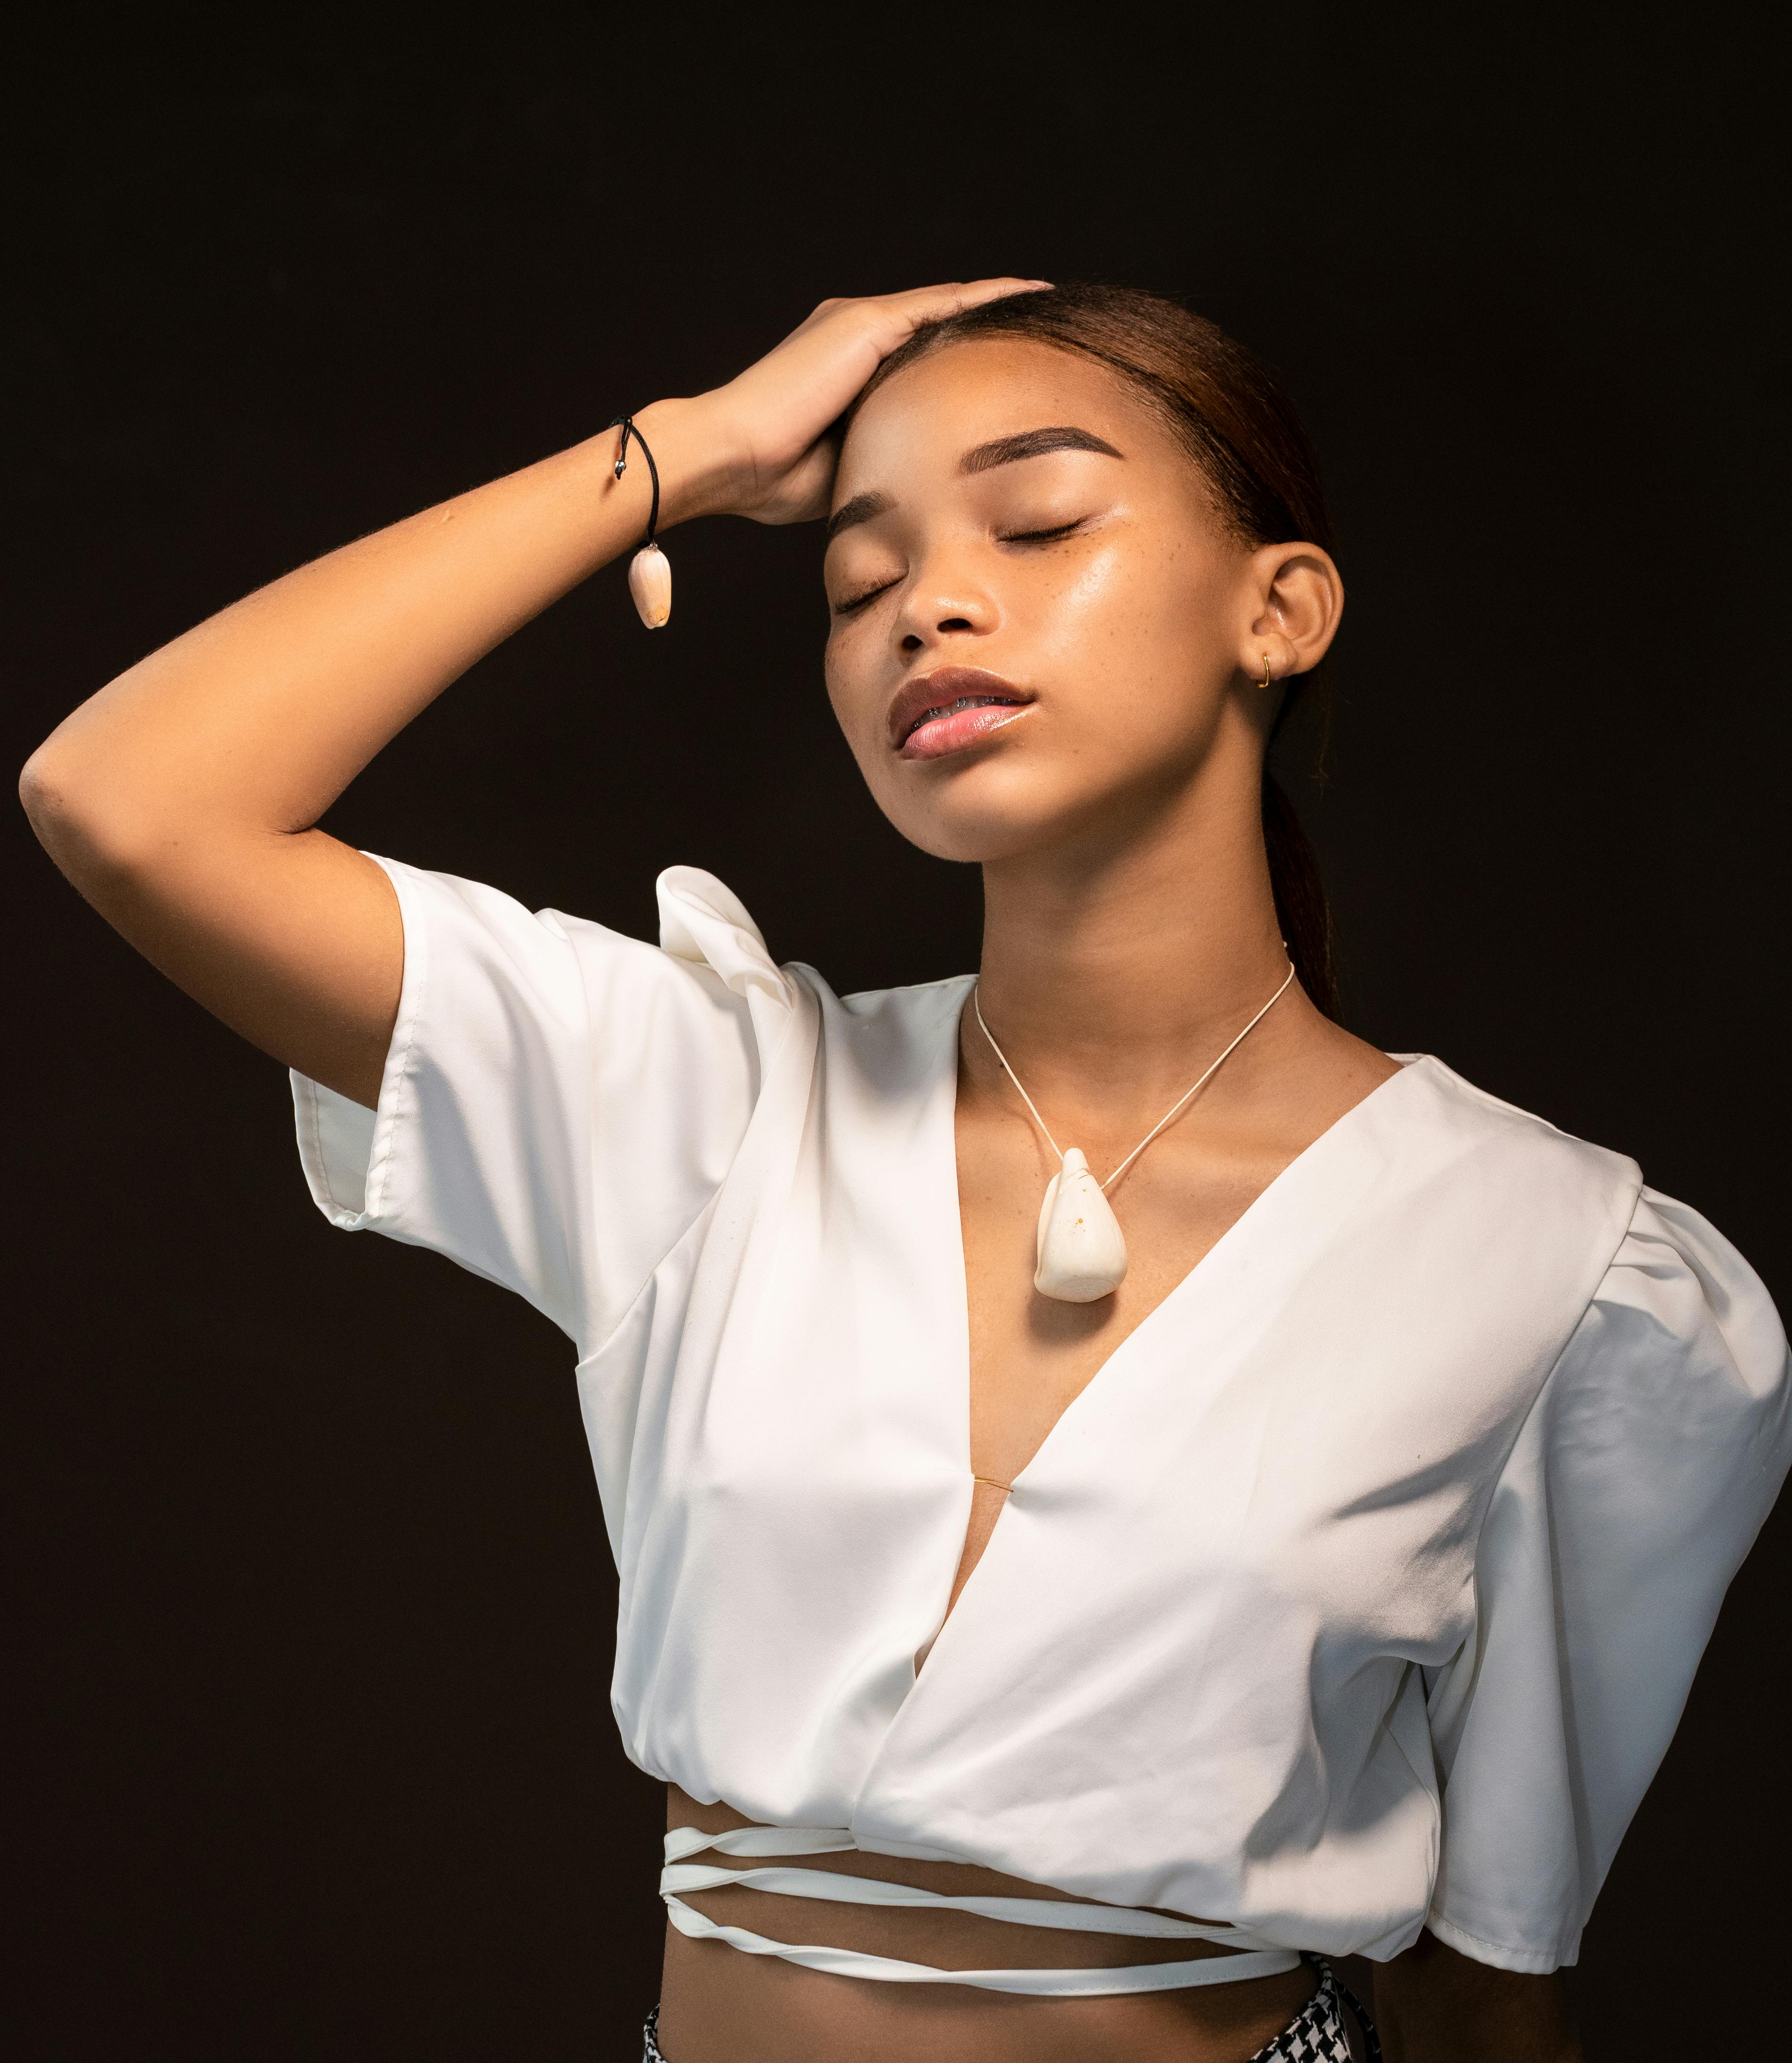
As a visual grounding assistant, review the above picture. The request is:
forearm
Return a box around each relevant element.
[21,395,724,867]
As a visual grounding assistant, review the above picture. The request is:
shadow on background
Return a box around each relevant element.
[5,8,1785,2056]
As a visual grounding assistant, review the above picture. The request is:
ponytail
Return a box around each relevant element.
[1262,769,1336,1020]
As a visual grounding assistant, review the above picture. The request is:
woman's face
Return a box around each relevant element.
[824,338,1320,866]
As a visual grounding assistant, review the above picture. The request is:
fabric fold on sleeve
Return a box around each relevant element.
[291,857,770,1351]
[1424,1185,1791,1972]
[656,864,795,1045]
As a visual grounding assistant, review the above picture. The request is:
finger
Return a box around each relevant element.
[882,277,1052,322]
[854,278,1052,363]
[774,279,1046,364]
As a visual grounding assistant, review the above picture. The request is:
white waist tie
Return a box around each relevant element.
[661,1826,1303,1997]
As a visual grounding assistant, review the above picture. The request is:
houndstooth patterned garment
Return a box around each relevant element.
[640,1956,1380,2061]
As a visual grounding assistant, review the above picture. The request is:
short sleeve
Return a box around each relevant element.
[290,856,776,1347]
[1424,1186,1791,1972]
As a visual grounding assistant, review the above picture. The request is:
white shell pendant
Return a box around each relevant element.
[1034,1147,1129,1303]
[628,543,672,629]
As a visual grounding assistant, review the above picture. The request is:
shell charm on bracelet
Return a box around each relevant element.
[628,544,672,628]
[609,413,670,629]
[1034,1148,1129,1302]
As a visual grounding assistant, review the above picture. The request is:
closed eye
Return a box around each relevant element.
[999,518,1086,545]
[832,577,900,617]
[833,517,1088,614]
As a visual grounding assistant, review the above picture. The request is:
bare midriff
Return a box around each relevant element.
[655,1786,1319,2063]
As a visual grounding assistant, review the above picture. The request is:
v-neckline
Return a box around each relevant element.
[933,993,1424,1535]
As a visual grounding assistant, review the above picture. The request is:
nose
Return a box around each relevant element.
[900,615,973,653]
[893,554,996,654]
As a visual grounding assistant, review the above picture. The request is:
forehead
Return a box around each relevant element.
[834,336,1170,494]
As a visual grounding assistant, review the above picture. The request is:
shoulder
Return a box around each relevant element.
[1396,1063,1785,1398]
[1555,1184,1790,1430]
[795,969,974,1116]
[1395,1054,1640,1203]
[1366,1054,1643,1262]
[1415,1057,1792,1463]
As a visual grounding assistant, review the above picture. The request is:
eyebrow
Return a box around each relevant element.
[825,490,894,544]
[960,425,1124,473]
[824,425,1125,545]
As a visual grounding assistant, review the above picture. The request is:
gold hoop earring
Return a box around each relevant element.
[1259,653,1273,691]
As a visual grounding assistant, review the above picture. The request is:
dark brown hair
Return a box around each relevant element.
[856,284,1339,1019]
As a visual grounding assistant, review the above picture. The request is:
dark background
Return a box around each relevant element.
[6,8,1787,2056]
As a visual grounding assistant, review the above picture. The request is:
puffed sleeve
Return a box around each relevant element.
[290,856,777,1349]
[1423,1186,1791,1972]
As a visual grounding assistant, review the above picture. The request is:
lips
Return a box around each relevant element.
[888,667,1034,760]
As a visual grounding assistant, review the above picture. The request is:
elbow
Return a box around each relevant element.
[19,736,160,889]
[19,740,79,857]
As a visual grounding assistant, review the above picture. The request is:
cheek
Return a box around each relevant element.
[1029,538,1229,700]
[822,627,885,763]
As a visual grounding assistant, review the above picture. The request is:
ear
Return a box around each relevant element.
[1237,542,1344,688]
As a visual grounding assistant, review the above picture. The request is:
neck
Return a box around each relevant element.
[974,757,1296,1106]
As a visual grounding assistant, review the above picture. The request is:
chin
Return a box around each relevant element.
[885,819,1025,866]
[877,744,1217,866]
[872,781,1104,867]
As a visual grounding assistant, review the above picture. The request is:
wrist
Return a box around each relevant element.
[624,395,750,528]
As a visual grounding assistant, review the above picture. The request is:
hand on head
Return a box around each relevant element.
[690,281,1053,527]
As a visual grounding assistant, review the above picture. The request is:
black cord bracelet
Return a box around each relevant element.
[608,415,671,627]
[608,415,661,548]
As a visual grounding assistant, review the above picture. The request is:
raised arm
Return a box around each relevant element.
[20,281,1039,1106]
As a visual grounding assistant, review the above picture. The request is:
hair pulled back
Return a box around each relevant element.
[857,285,1339,1020]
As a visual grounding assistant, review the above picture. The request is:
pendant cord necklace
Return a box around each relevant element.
[972,958,1297,1196]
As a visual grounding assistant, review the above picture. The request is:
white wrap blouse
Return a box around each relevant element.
[292,857,1791,1977]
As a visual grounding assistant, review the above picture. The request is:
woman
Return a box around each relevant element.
[22,281,1789,2063]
